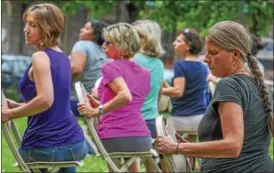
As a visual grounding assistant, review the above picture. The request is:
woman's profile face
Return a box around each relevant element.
[23,13,41,47]
[102,39,119,60]
[204,38,235,78]
[173,34,190,57]
[102,38,129,60]
[79,21,94,40]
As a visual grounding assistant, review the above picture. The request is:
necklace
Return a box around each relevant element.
[235,66,252,77]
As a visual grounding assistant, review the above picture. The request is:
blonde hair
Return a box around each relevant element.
[132,20,165,57]
[207,21,273,136]
[23,3,64,50]
[103,23,140,59]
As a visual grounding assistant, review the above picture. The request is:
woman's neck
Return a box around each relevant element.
[233,66,252,76]
[183,54,198,61]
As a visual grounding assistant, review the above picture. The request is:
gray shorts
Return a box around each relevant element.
[101,136,152,153]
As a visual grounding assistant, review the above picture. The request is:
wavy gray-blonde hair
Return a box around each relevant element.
[132,20,165,57]
[103,23,140,58]
[207,21,273,136]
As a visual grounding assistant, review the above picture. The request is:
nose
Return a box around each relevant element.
[23,24,29,33]
[102,43,107,49]
[172,41,176,46]
[203,53,210,64]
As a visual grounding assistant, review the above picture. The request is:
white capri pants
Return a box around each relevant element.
[167,114,203,133]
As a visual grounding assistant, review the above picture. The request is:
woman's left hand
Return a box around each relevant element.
[77,103,99,118]
[155,136,178,155]
[1,104,12,122]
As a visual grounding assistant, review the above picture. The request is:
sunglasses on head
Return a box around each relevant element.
[183,28,192,44]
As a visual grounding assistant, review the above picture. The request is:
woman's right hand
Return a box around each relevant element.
[78,103,99,118]
[7,99,21,109]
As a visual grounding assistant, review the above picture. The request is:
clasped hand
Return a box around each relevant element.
[155,132,188,155]
[77,93,100,118]
[1,104,11,122]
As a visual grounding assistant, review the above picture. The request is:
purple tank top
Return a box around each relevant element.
[19,48,84,149]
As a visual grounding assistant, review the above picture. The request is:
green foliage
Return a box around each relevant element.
[245,1,273,36]
[52,0,115,20]
[74,1,115,20]
[132,0,273,37]
[21,1,272,36]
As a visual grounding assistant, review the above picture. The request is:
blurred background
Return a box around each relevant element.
[1,1,273,172]
[1,0,273,100]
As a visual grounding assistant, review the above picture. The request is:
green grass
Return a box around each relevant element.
[2,117,274,172]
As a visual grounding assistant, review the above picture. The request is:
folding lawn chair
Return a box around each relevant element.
[71,110,100,155]
[74,81,162,172]
[1,91,83,173]
[156,115,192,172]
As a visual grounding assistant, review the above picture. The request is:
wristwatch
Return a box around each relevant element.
[98,104,104,116]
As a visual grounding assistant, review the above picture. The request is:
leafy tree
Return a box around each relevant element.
[21,0,273,37]
[133,0,273,37]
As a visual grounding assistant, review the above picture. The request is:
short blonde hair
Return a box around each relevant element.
[133,20,165,57]
[103,23,140,58]
[23,3,64,50]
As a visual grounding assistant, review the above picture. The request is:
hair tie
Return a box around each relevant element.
[247,52,251,57]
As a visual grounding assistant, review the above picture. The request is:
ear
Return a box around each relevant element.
[233,48,241,58]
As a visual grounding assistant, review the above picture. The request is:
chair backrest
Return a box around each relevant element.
[1,91,31,172]
[75,82,162,172]
[156,115,190,172]
[74,82,122,172]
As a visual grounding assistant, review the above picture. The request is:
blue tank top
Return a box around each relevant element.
[19,48,84,149]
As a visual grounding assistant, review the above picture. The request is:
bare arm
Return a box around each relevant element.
[78,77,132,117]
[70,52,87,81]
[7,99,25,109]
[101,77,132,113]
[8,51,54,119]
[158,82,164,103]
[157,102,244,158]
[162,77,185,97]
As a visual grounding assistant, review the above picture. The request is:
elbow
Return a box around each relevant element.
[177,92,183,97]
[120,92,132,104]
[229,141,242,158]
[175,90,184,97]
[71,65,82,76]
[231,143,242,158]
[38,96,54,110]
